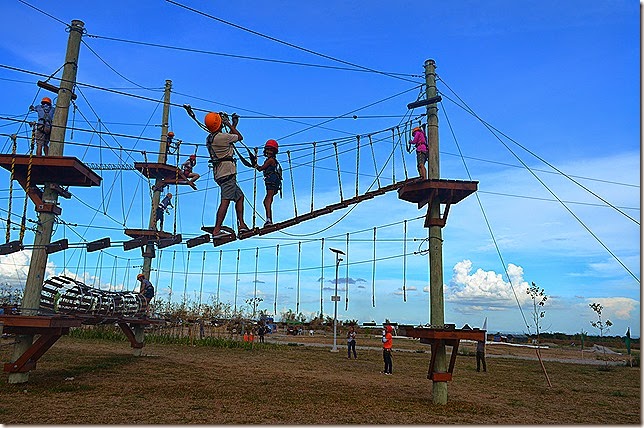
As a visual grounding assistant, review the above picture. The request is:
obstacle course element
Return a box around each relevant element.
[0,275,163,374]
[134,162,197,190]
[397,325,485,382]
[40,275,147,318]
[0,154,101,215]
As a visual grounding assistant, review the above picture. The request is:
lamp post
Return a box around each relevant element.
[330,247,345,352]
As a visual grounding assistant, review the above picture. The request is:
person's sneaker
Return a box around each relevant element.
[385,373,392,376]
[264,220,273,227]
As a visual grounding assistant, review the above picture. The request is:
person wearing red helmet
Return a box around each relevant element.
[28,97,55,156]
[204,111,250,238]
[381,324,394,375]
[254,139,282,227]
[181,153,200,184]
[409,126,428,180]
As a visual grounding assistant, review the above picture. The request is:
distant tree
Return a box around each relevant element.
[526,282,551,387]
[0,282,23,306]
[245,297,263,318]
[589,302,613,368]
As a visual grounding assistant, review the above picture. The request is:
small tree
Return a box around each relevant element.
[245,297,263,319]
[526,282,551,387]
[589,302,613,368]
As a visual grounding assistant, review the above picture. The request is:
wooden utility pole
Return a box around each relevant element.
[8,20,84,384]
[425,59,448,405]
[131,79,172,355]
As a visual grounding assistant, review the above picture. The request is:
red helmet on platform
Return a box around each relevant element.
[137,273,145,280]
[190,154,197,159]
[204,112,222,133]
[167,131,175,138]
[264,139,278,153]
[412,127,422,134]
[41,97,52,105]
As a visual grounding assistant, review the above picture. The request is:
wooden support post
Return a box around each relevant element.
[9,20,84,384]
[424,59,449,405]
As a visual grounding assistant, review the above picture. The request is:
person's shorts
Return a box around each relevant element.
[155,207,164,221]
[416,151,428,166]
[265,176,281,192]
[217,174,244,202]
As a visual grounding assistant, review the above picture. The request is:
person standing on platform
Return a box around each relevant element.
[29,97,55,156]
[155,192,173,231]
[408,126,428,180]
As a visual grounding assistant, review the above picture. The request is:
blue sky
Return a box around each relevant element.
[0,1,639,337]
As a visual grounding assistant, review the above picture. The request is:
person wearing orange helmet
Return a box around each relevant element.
[254,139,282,227]
[28,96,55,156]
[381,324,394,375]
[204,111,250,238]
[409,126,428,180]
[181,153,200,184]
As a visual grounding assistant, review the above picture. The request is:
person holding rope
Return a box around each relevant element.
[155,192,173,232]
[204,111,251,238]
[254,139,282,227]
[29,97,55,156]
[181,153,200,184]
[137,273,155,315]
[408,126,428,180]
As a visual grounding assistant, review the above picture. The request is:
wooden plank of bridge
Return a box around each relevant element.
[134,162,197,190]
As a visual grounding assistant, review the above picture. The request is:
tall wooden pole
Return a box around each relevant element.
[9,20,85,384]
[425,59,448,405]
[132,79,172,354]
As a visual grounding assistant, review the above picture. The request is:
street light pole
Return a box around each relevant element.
[330,248,345,352]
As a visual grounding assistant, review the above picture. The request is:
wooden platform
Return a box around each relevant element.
[0,313,164,373]
[397,178,478,208]
[134,162,197,190]
[0,155,101,187]
[124,228,173,240]
[398,179,478,227]
[397,325,486,382]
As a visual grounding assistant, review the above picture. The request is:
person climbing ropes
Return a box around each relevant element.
[254,139,282,227]
[155,192,173,231]
[204,111,250,238]
[137,273,155,315]
[409,126,428,180]
[181,153,200,183]
[29,97,55,156]
[381,324,393,375]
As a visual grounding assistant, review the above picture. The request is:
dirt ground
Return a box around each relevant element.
[0,334,640,424]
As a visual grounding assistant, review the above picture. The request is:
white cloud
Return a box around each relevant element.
[445,259,531,310]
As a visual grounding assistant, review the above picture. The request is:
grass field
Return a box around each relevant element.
[0,334,640,424]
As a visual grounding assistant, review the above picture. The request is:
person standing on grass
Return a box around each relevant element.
[347,325,357,359]
[258,324,265,343]
[381,325,393,375]
[476,339,487,372]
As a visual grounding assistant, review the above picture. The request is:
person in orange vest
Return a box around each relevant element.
[381,324,393,375]
[249,330,254,343]
[243,331,249,342]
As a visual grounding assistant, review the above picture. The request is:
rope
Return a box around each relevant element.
[252,147,258,228]
[20,129,35,243]
[398,126,409,180]
[170,250,176,305]
[354,135,360,197]
[274,244,279,315]
[216,249,222,303]
[333,142,343,201]
[296,241,301,314]
[310,142,316,212]
[234,248,240,313]
[372,227,376,308]
[173,144,180,235]
[403,220,407,302]
[253,247,259,318]
[287,150,298,217]
[391,128,396,183]
[320,237,324,316]
[345,232,349,311]
[198,250,206,308]
[6,135,17,243]
[155,249,163,294]
[183,250,190,307]
[368,134,381,189]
